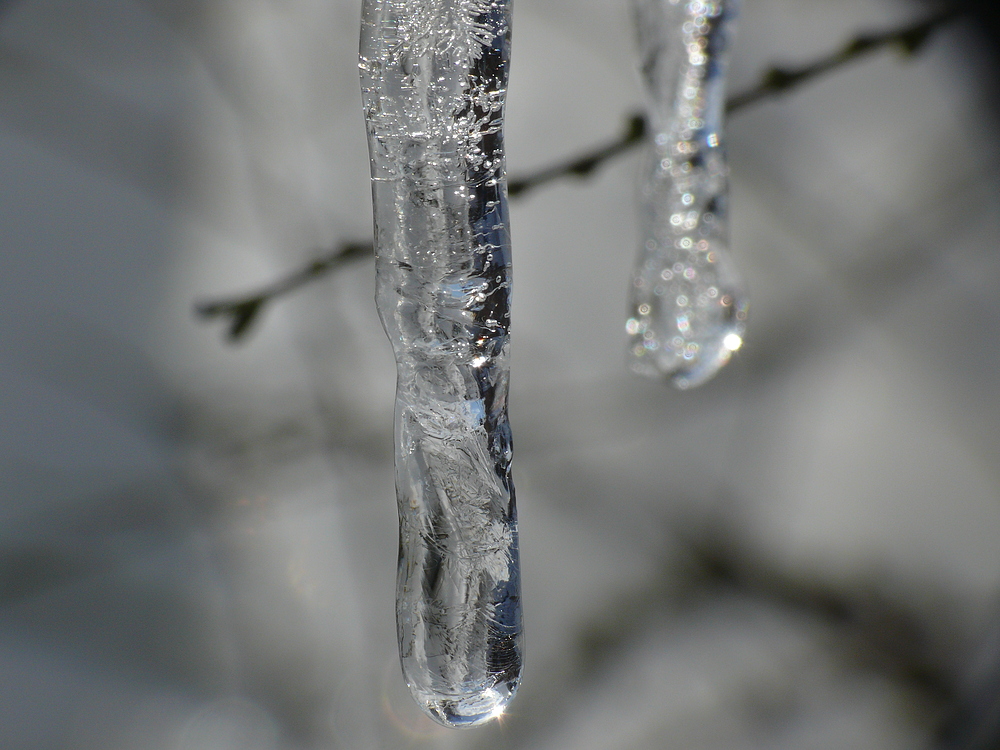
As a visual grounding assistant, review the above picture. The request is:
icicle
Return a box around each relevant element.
[627,0,748,388]
[359,0,521,728]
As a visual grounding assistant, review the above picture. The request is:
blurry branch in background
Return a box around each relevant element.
[194,241,370,341]
[676,531,958,707]
[509,6,956,197]
[196,8,959,342]
[486,513,971,746]
[0,0,21,20]
[559,519,963,738]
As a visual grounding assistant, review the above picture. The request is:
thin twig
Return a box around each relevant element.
[507,114,646,197]
[194,241,371,341]
[725,7,959,112]
[573,522,962,711]
[511,7,959,197]
[196,9,959,341]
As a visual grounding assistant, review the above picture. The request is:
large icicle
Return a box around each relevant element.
[359,0,521,728]
[627,0,748,388]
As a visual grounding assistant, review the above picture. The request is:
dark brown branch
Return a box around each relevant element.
[676,532,961,706]
[507,114,646,197]
[573,522,962,716]
[511,7,959,197]
[194,241,371,341]
[196,9,959,341]
[725,8,959,113]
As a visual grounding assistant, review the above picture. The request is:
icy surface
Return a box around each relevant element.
[6,1,1000,748]
[359,0,521,727]
[627,0,748,388]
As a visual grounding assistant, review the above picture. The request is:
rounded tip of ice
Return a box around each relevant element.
[627,320,746,390]
[417,680,520,728]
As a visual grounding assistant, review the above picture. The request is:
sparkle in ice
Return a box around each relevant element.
[360,0,522,728]
[627,0,748,388]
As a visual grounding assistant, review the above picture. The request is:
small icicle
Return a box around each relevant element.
[627,0,748,388]
[359,0,521,728]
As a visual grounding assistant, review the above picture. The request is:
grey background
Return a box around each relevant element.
[1,0,998,748]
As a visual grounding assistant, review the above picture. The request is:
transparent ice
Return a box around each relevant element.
[359,0,521,728]
[627,0,748,388]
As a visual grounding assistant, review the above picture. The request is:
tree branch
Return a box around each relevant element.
[193,241,371,341]
[196,9,960,342]
[573,520,962,717]
[510,7,958,197]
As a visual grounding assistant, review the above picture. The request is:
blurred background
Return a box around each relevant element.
[1,0,999,748]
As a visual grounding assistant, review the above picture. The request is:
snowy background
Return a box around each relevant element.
[1,0,999,748]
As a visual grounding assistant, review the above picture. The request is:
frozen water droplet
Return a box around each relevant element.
[628,0,747,389]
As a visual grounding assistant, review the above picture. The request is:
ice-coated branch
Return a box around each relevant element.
[195,9,960,342]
